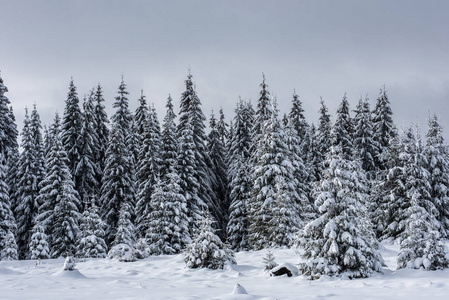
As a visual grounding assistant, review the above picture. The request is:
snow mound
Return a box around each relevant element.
[55,269,87,279]
[270,263,299,277]
[232,283,248,295]
[0,267,22,275]
[107,244,137,262]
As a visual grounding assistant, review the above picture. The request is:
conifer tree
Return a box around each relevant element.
[61,78,82,181]
[297,147,383,279]
[146,166,190,255]
[353,97,376,177]
[425,114,449,237]
[227,100,254,251]
[14,108,43,258]
[76,92,99,209]
[315,98,332,180]
[184,212,236,269]
[29,223,50,260]
[5,107,19,214]
[0,72,18,164]
[251,74,272,149]
[93,84,109,190]
[160,95,178,180]
[332,94,353,160]
[132,91,149,164]
[112,202,136,247]
[76,200,107,258]
[372,87,396,171]
[288,91,309,162]
[248,102,300,249]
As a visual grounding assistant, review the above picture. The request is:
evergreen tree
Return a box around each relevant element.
[100,78,136,246]
[132,90,149,164]
[372,87,396,171]
[6,107,19,214]
[248,103,300,249]
[112,202,136,247]
[29,223,50,260]
[184,212,236,269]
[297,147,383,279]
[159,95,178,180]
[288,91,309,163]
[353,97,376,177]
[14,108,43,258]
[146,166,190,255]
[263,249,277,270]
[425,114,449,237]
[76,92,99,209]
[315,98,332,180]
[61,78,83,182]
[251,74,272,148]
[332,94,353,160]
[0,72,18,164]
[93,84,109,191]
[227,100,254,251]
[76,200,107,258]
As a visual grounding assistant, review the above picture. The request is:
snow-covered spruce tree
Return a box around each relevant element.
[304,124,319,183]
[0,72,19,164]
[216,108,230,158]
[61,78,83,184]
[159,95,178,180]
[93,84,109,192]
[397,177,448,270]
[76,92,99,210]
[227,100,254,251]
[112,201,136,247]
[250,74,272,153]
[0,154,18,261]
[288,91,310,164]
[100,78,136,246]
[332,94,353,161]
[146,165,190,255]
[184,212,236,269]
[263,249,277,271]
[132,90,149,164]
[36,114,81,258]
[76,200,107,258]
[5,107,19,214]
[29,223,50,260]
[353,97,377,178]
[208,111,230,236]
[248,102,301,249]
[425,114,449,237]
[177,73,219,233]
[372,87,396,172]
[297,146,383,279]
[14,107,44,258]
[315,98,332,181]
[135,103,161,238]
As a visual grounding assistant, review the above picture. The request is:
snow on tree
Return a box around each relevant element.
[159,95,178,180]
[315,98,332,181]
[135,103,161,238]
[425,114,449,237]
[288,91,310,163]
[248,101,301,249]
[250,74,272,151]
[14,107,44,258]
[76,92,99,210]
[227,100,254,251]
[177,72,220,234]
[93,84,109,193]
[112,202,136,247]
[297,146,383,279]
[100,78,136,246]
[63,256,76,271]
[208,111,230,237]
[132,90,149,164]
[61,78,83,183]
[331,94,353,160]
[0,72,18,164]
[5,107,19,212]
[0,230,18,261]
[263,249,278,270]
[372,87,396,171]
[184,212,236,270]
[29,223,50,260]
[76,200,107,258]
[353,96,377,177]
[146,166,190,255]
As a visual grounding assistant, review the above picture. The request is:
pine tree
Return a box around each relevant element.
[112,202,136,247]
[76,92,99,210]
[5,107,19,214]
[248,102,300,249]
[0,72,18,163]
[135,104,161,237]
[15,108,43,258]
[93,84,109,192]
[146,166,190,255]
[29,223,50,260]
[288,91,310,163]
[263,249,277,270]
[61,78,83,182]
[297,147,383,279]
[76,200,107,258]
[159,95,178,180]
[184,212,236,269]
[425,114,449,237]
[100,78,136,246]
[315,98,332,180]
[227,100,254,251]
[372,87,396,171]
[332,94,353,160]
[132,90,149,164]
[251,74,272,148]
[353,96,376,177]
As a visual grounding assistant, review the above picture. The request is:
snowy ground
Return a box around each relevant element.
[1,243,449,300]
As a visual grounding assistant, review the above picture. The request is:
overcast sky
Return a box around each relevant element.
[1,0,449,140]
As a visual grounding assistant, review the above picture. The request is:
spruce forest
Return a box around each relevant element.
[2,70,449,279]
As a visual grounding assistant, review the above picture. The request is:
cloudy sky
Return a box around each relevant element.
[1,0,449,140]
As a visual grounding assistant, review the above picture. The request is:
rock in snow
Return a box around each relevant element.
[270,263,299,277]
[232,283,248,295]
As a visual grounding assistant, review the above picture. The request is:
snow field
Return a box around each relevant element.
[1,243,449,300]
